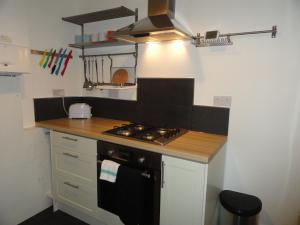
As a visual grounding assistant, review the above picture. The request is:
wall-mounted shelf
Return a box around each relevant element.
[62,6,136,25]
[95,84,137,90]
[62,6,138,91]
[0,73,22,77]
[69,40,134,49]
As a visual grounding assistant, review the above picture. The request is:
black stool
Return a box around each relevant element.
[219,190,262,225]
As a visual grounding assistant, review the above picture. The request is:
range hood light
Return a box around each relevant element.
[150,30,187,37]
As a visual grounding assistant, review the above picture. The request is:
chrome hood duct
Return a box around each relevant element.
[112,0,192,43]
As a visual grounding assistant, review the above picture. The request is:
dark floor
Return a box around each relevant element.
[19,207,88,225]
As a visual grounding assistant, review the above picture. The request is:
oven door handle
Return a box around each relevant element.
[111,156,129,163]
[97,160,151,179]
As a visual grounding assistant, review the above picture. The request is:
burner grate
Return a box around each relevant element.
[104,123,187,145]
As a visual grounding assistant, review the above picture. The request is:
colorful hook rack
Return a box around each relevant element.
[30,49,73,59]
[31,48,73,76]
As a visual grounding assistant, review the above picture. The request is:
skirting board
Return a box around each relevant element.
[54,201,106,225]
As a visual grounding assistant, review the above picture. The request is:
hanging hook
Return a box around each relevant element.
[272,26,277,38]
[108,55,113,81]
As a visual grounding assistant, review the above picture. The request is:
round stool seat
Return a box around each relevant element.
[220,190,262,217]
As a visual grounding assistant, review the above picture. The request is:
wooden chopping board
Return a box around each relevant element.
[111,69,128,85]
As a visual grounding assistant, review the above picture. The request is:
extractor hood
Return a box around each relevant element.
[112,0,192,43]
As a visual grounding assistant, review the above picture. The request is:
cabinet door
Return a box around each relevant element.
[160,155,207,225]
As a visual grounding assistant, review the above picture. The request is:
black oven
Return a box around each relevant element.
[97,141,161,225]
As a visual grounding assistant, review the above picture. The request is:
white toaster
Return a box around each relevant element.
[69,103,92,119]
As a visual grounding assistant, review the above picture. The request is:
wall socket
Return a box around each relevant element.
[52,89,65,97]
[213,96,232,108]
[0,35,12,43]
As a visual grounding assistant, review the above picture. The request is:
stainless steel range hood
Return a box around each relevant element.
[112,0,192,43]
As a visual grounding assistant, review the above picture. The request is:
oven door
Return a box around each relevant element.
[97,142,161,225]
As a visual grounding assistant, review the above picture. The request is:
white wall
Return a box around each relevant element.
[80,0,300,225]
[0,0,83,224]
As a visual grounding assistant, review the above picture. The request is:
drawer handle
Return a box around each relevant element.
[64,182,79,189]
[63,152,79,159]
[62,136,78,142]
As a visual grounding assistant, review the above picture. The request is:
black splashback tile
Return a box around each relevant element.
[84,97,139,122]
[137,78,194,106]
[34,79,230,136]
[136,104,192,129]
[191,106,230,135]
[34,97,83,122]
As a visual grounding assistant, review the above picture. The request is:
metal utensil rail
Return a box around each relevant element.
[80,44,138,89]
[193,26,277,47]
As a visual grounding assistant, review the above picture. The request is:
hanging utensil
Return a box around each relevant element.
[83,58,89,89]
[101,56,104,84]
[91,57,94,84]
[39,49,48,66]
[48,49,56,68]
[108,55,113,83]
[51,48,63,74]
[61,50,73,76]
[112,69,129,86]
[95,57,100,86]
[43,48,53,68]
[86,57,94,91]
[55,48,67,76]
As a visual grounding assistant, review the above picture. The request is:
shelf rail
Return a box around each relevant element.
[79,52,136,58]
[193,26,277,47]
[220,26,277,38]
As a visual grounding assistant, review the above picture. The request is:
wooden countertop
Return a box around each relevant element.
[36,117,227,163]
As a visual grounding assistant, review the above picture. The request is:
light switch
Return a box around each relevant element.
[0,35,12,43]
[213,96,232,108]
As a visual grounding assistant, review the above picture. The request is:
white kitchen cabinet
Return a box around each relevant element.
[49,131,226,225]
[160,149,226,225]
[50,131,98,218]
[160,155,207,225]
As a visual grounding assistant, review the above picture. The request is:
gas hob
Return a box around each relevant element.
[104,123,187,146]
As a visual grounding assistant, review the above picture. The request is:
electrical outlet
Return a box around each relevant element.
[0,35,12,43]
[213,96,232,108]
[52,89,65,97]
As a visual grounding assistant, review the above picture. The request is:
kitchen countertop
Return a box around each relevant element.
[36,117,227,163]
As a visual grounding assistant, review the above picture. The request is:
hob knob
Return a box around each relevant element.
[138,157,146,164]
[108,150,114,156]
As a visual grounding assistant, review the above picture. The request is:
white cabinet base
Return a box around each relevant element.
[160,156,207,225]
[160,147,226,225]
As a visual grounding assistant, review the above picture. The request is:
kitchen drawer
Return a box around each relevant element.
[54,173,97,216]
[51,131,97,156]
[52,146,97,183]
